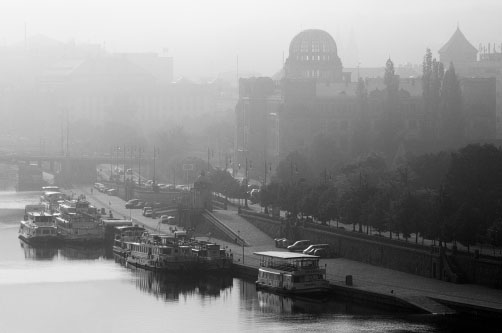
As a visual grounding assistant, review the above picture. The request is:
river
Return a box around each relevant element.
[0,190,487,332]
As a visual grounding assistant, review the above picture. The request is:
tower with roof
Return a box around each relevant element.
[438,27,478,68]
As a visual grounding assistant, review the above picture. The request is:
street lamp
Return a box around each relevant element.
[153,146,159,187]
[244,157,252,208]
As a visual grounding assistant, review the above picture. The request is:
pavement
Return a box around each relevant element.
[74,186,502,314]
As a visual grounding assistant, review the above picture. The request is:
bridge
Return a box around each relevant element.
[0,152,155,188]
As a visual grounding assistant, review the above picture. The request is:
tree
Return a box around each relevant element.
[306,135,344,182]
[444,144,502,247]
[352,78,371,156]
[407,151,451,190]
[384,58,398,97]
[422,48,433,101]
[376,58,402,157]
[422,49,445,141]
[275,151,313,185]
[209,169,240,198]
[317,186,338,225]
[440,63,464,147]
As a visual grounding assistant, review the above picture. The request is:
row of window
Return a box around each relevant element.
[297,41,332,53]
[296,55,332,62]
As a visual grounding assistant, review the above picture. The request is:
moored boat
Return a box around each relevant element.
[55,199,105,243]
[112,225,146,257]
[254,251,329,295]
[124,232,198,272]
[191,241,232,271]
[18,205,58,244]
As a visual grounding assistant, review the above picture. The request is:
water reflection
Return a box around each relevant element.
[115,256,234,301]
[19,239,106,261]
[19,239,58,260]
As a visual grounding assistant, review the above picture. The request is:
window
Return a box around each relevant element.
[312,41,320,52]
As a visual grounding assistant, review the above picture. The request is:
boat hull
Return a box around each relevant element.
[125,256,198,272]
[18,234,60,245]
[197,258,232,271]
[255,282,330,296]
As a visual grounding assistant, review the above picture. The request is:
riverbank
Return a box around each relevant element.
[73,186,502,320]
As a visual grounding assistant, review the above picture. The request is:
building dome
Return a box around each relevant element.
[289,29,338,57]
[284,29,343,83]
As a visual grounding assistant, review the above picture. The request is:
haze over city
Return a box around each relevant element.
[2,1,502,331]
[1,0,501,79]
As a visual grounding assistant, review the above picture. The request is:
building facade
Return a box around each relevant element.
[235,28,497,183]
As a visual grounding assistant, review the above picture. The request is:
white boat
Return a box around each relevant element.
[18,205,58,244]
[112,225,146,257]
[124,232,199,272]
[55,200,105,243]
[40,191,67,212]
[254,251,330,295]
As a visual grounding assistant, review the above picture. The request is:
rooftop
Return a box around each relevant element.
[254,251,319,259]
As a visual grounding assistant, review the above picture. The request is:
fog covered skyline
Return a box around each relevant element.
[1,0,501,80]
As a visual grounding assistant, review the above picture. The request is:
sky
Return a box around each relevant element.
[0,0,501,80]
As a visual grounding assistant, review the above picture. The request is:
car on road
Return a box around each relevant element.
[303,244,330,258]
[125,199,139,209]
[287,240,311,252]
[160,215,176,225]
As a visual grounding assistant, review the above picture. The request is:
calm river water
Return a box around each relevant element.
[0,191,487,332]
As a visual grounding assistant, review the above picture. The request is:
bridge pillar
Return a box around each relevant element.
[55,158,97,186]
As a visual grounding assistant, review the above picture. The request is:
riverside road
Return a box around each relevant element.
[76,186,502,316]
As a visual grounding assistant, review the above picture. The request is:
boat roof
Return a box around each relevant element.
[28,212,53,217]
[254,251,319,259]
[102,219,133,226]
[114,225,144,230]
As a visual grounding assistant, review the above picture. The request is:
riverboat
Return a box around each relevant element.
[54,200,105,243]
[123,232,198,272]
[191,241,232,271]
[112,225,146,257]
[18,205,58,244]
[40,191,67,212]
[254,251,329,295]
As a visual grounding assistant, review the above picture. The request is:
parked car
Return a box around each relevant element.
[125,199,139,209]
[135,201,145,209]
[274,238,290,248]
[287,240,311,252]
[249,189,261,204]
[160,215,176,225]
[106,188,117,196]
[313,248,328,258]
[143,207,153,216]
[303,244,330,257]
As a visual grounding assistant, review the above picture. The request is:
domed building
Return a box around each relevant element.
[284,29,343,83]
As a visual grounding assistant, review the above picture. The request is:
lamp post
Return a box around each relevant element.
[238,230,244,264]
[244,157,252,208]
[153,146,159,187]
[110,146,114,181]
[122,144,126,184]
[137,147,143,186]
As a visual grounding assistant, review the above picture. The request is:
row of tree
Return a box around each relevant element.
[240,144,502,250]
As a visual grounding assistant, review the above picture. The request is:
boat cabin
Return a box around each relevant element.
[254,251,329,294]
